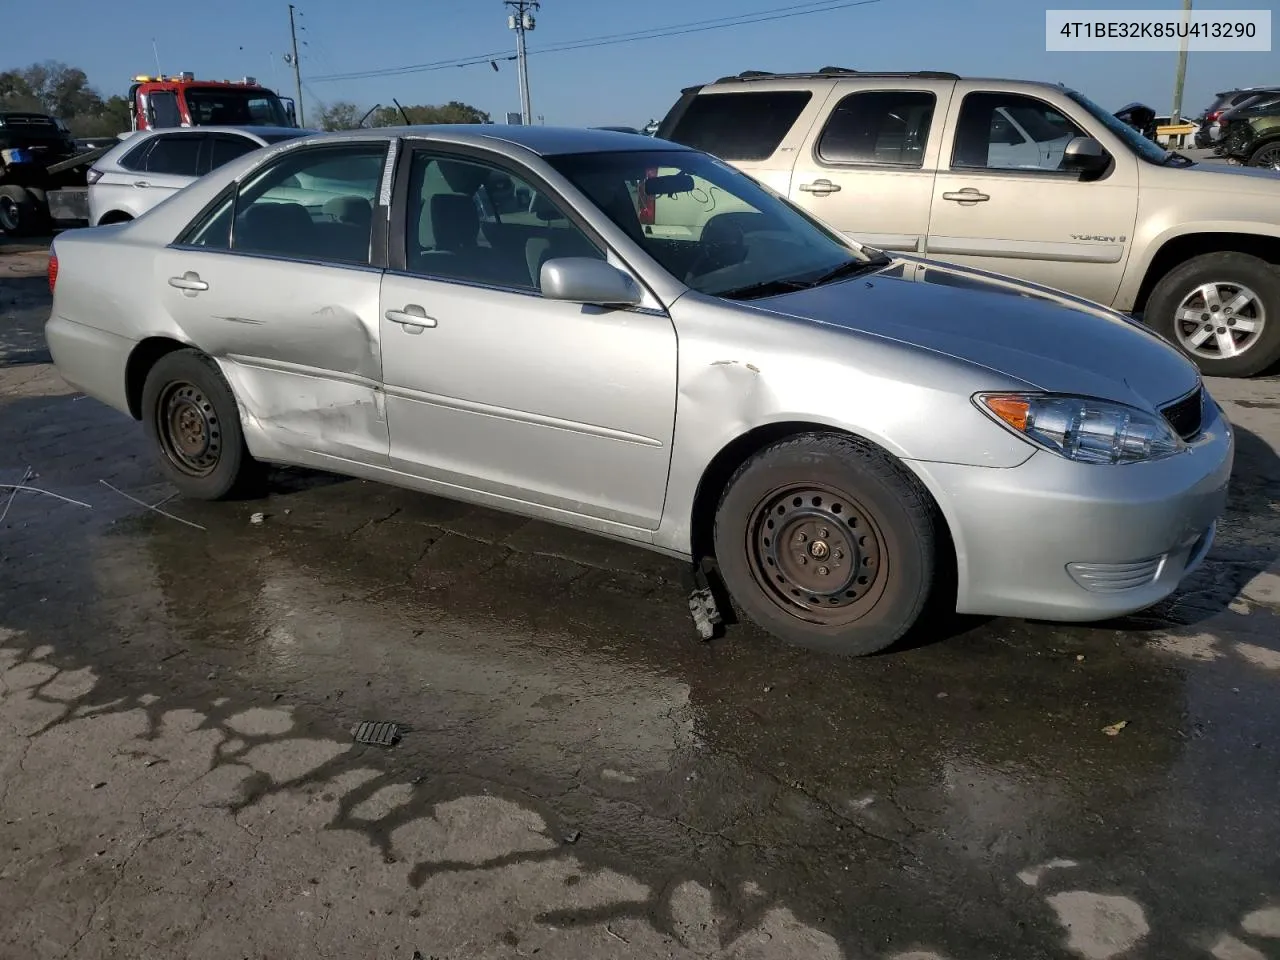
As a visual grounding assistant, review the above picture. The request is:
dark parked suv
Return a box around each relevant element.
[1195,86,1280,147]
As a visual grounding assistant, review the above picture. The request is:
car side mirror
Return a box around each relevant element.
[540,258,643,307]
[1063,136,1108,175]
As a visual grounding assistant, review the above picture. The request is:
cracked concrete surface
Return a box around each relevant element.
[4,241,1280,958]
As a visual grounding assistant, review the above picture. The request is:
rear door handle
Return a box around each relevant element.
[386,306,437,333]
[168,272,208,293]
[133,180,151,188]
[942,188,990,203]
[798,179,841,196]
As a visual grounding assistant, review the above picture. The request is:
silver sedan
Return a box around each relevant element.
[45,125,1233,656]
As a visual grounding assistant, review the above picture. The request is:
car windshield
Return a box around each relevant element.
[1065,89,1173,165]
[184,88,292,127]
[547,149,881,299]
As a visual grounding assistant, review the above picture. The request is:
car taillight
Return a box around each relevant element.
[86,168,103,185]
[637,167,658,225]
[1206,111,1221,122]
[48,249,58,294]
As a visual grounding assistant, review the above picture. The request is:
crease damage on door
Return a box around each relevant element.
[199,301,389,463]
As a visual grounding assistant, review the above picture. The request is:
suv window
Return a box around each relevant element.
[667,91,812,161]
[952,92,1086,173]
[817,91,935,166]
[180,143,387,266]
[404,152,603,292]
[208,135,261,171]
[145,135,205,176]
[119,139,155,172]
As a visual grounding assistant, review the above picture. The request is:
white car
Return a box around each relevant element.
[87,125,307,226]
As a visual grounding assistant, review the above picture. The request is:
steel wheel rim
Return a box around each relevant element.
[0,198,20,232]
[156,380,222,477]
[745,482,888,626]
[1173,281,1267,360]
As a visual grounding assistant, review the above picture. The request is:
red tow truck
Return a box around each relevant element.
[126,73,298,131]
[0,74,299,235]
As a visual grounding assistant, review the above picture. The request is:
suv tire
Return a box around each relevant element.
[1146,252,1280,378]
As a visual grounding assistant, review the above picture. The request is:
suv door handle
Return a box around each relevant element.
[798,179,841,196]
[133,180,151,188]
[168,272,208,292]
[942,188,990,203]
[386,306,437,333]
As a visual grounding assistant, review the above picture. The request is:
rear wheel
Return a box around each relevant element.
[141,349,264,500]
[712,433,938,657]
[1146,252,1280,378]
[1248,141,1280,170]
[0,185,35,236]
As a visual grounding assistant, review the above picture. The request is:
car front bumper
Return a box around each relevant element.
[910,399,1234,622]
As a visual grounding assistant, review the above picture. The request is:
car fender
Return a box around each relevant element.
[1116,218,1280,310]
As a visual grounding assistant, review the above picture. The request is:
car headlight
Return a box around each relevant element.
[975,393,1183,465]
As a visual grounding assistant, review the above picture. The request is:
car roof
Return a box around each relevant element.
[686,69,1077,96]
[130,124,311,140]
[296,123,688,156]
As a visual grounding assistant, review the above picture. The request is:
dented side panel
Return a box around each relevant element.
[152,248,389,466]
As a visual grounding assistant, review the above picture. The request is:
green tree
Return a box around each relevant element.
[317,100,363,131]
[369,100,491,127]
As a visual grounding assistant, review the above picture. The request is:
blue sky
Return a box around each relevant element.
[3,0,1277,127]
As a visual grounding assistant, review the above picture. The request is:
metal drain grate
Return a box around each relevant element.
[353,721,402,747]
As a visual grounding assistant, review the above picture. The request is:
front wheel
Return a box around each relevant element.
[712,434,938,657]
[141,348,264,500]
[1145,252,1280,378]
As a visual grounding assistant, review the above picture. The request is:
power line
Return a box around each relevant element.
[310,0,884,83]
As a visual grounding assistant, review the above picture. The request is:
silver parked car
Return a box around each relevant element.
[86,125,308,226]
[46,126,1233,656]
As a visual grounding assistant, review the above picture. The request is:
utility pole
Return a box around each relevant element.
[505,0,539,125]
[288,3,305,127]
[1171,0,1192,124]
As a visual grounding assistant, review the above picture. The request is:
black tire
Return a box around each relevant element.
[1145,252,1280,378]
[140,348,264,500]
[712,433,938,657]
[98,211,134,226]
[0,185,35,237]
[1247,140,1280,170]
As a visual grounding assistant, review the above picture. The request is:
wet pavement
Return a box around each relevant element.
[3,240,1280,959]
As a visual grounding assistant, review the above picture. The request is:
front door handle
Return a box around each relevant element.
[133,180,151,188]
[942,188,990,203]
[798,179,841,196]
[385,306,437,333]
[168,272,208,293]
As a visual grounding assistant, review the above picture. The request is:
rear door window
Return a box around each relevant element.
[209,135,262,171]
[666,91,812,161]
[145,135,204,176]
[816,91,936,166]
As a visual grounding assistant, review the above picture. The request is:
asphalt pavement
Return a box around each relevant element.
[3,240,1280,960]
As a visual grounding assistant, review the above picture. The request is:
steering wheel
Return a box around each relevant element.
[686,216,748,284]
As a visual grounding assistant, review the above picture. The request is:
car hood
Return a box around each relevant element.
[751,257,1201,410]
[1162,161,1280,192]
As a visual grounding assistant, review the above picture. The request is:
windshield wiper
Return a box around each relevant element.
[718,278,810,301]
[1164,150,1196,167]
[805,252,893,288]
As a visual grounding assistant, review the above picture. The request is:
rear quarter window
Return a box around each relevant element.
[667,90,812,162]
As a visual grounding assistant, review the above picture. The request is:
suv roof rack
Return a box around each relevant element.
[712,67,961,83]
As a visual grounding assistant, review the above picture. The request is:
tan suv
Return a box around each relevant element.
[657,69,1280,378]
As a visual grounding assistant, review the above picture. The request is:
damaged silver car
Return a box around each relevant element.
[45,126,1232,656]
